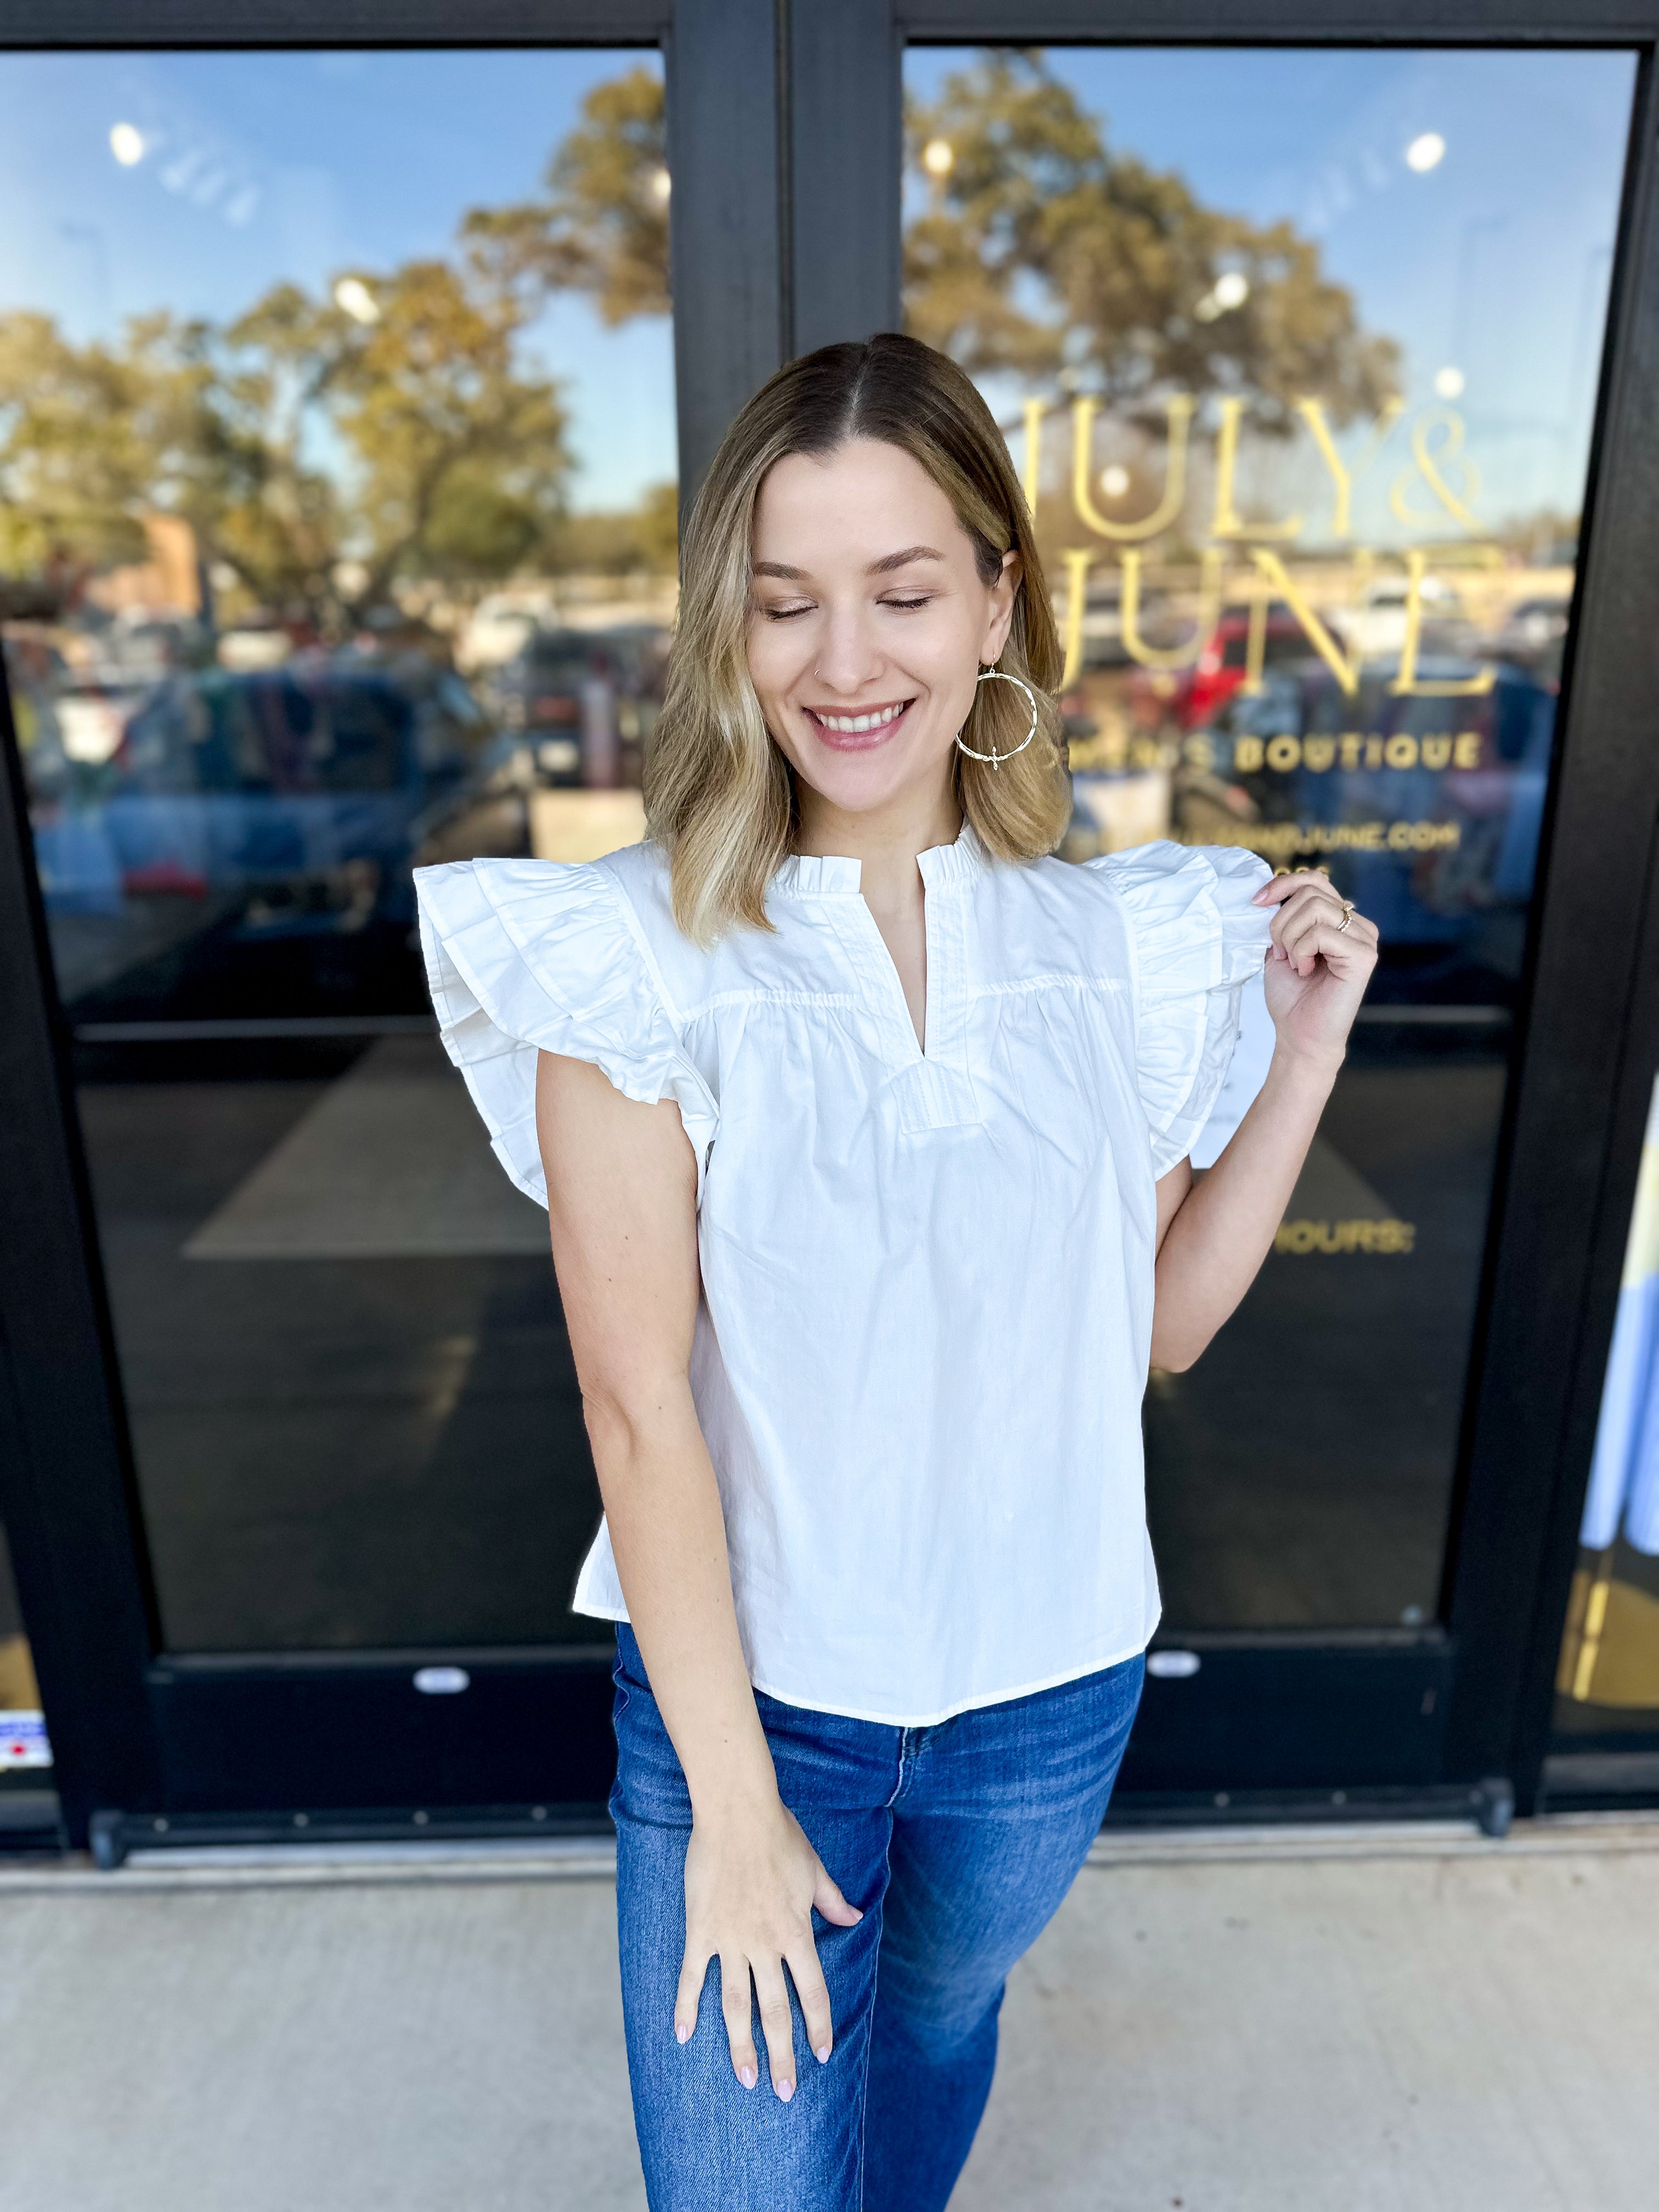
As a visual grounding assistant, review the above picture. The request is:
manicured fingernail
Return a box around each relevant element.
[739,2064,758,2089]
[816,2044,832,2064]
[777,2077,794,2102]
[675,2022,690,2045]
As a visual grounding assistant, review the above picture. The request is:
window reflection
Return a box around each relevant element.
[4,50,675,1031]
[1,49,676,1650]
[904,43,1637,1629]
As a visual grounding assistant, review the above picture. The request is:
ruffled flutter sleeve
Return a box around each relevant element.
[414,857,719,1207]
[1088,840,1274,1176]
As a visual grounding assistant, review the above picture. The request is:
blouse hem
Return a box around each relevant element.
[571,1589,1160,1726]
[742,1638,1159,1728]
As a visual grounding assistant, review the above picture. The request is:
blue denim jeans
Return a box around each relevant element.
[610,1624,1144,2211]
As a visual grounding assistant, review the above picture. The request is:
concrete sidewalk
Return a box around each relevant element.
[1,1817,1655,2211]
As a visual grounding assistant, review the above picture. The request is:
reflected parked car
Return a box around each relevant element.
[102,657,493,924]
[1124,606,1319,735]
[54,679,145,765]
[454,589,562,676]
[483,624,668,785]
[32,655,498,942]
[93,611,213,686]
[1334,573,1470,659]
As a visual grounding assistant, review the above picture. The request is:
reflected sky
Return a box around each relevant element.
[0,48,676,510]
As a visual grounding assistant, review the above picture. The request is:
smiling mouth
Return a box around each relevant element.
[804,698,916,744]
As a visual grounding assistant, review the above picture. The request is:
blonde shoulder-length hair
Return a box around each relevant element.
[644,332,1071,943]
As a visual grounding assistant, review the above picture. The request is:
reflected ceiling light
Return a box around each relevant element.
[1405,132,1446,173]
[1099,464,1131,499]
[922,137,955,178]
[1434,364,1465,399]
[110,122,146,166]
[333,275,381,325]
[650,165,671,204]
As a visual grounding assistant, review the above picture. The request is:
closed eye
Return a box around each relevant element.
[758,591,934,619]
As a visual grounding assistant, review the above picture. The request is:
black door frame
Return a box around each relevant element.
[3,0,1658,1852]
[788,1,1659,1815]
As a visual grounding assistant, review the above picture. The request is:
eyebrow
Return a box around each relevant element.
[752,545,947,583]
[868,544,945,574]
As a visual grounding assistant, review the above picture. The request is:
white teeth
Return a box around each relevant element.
[814,702,907,733]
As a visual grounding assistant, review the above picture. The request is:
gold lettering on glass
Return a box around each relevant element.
[1390,549,1498,697]
[1212,397,1302,540]
[1071,394,1195,542]
[1389,409,1485,535]
[1294,396,1405,540]
[1119,547,1224,671]
[1057,547,1092,689]
[1245,550,1363,697]
[1021,399,1046,519]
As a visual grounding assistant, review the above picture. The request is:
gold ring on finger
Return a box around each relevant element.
[1335,900,1356,934]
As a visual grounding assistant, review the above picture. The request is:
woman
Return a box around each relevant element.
[416,333,1376,2209]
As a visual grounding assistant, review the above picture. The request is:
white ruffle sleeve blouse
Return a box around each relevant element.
[415,827,1273,1726]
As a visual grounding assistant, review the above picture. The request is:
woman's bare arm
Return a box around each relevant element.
[1150,871,1379,1372]
[535,1051,859,2102]
[537,1050,768,1822]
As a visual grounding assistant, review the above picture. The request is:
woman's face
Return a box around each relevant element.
[747,437,1019,825]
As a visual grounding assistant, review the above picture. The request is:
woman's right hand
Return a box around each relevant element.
[676,1790,863,2100]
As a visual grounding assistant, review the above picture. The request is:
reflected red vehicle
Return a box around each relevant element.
[1125,607,1312,732]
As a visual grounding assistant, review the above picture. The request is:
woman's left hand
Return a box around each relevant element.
[1251,869,1380,1066]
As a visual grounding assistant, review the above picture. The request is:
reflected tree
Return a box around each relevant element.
[0,63,685,628]
[238,261,570,612]
[461,64,671,324]
[160,296,343,622]
[906,50,1398,430]
[0,260,572,630]
[0,313,185,575]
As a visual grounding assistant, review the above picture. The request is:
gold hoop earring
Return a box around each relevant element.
[956,667,1040,770]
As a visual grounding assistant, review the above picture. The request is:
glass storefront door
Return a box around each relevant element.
[903,39,1633,1610]
[0,38,687,1824]
[897,37,1641,1797]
